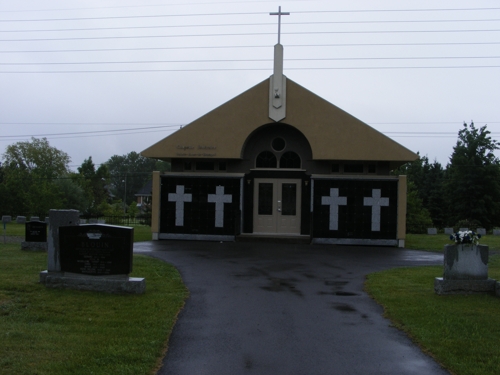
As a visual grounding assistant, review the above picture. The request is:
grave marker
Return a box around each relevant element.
[22,220,48,251]
[59,224,133,276]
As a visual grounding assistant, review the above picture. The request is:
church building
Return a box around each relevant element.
[141,10,418,247]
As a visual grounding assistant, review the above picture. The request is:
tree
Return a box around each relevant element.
[74,156,110,216]
[405,182,434,233]
[0,138,71,216]
[3,137,70,179]
[105,151,170,206]
[393,153,446,227]
[445,122,500,229]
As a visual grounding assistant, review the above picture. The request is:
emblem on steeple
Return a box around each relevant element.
[269,6,289,122]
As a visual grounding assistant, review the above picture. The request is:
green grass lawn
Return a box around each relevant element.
[366,236,500,375]
[2,222,153,243]
[405,233,500,252]
[0,241,188,375]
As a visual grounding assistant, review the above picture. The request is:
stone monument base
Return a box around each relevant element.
[21,241,47,251]
[434,277,496,295]
[39,271,145,294]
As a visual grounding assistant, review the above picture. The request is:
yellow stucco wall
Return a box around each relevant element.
[141,77,418,164]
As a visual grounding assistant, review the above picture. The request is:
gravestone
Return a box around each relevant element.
[40,222,144,294]
[494,229,500,236]
[30,216,40,222]
[444,228,454,235]
[44,217,50,224]
[477,228,486,236]
[59,224,133,276]
[89,218,98,224]
[435,244,496,295]
[427,228,437,235]
[80,219,87,224]
[16,216,26,224]
[21,220,48,251]
[459,227,469,232]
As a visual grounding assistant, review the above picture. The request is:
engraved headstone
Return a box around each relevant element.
[25,221,47,242]
[427,228,437,235]
[59,224,133,276]
[476,228,486,236]
[16,216,26,224]
[494,229,500,236]
[444,228,454,235]
[22,220,48,251]
[30,216,40,222]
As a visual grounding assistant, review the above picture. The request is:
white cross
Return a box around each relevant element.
[168,185,192,227]
[270,6,290,44]
[363,189,389,232]
[207,186,232,228]
[321,188,347,231]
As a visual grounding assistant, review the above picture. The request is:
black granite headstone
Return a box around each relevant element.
[25,221,47,242]
[59,224,133,276]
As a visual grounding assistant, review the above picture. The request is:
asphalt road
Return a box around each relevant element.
[134,241,450,375]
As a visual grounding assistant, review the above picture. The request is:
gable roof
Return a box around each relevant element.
[141,77,418,164]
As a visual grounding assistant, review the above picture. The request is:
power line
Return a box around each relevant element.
[2,41,499,54]
[3,56,500,66]
[2,65,500,73]
[3,18,500,33]
[2,7,500,22]
[3,29,500,42]
[0,125,180,138]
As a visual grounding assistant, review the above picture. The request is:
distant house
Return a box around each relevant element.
[135,180,152,210]
[141,41,417,246]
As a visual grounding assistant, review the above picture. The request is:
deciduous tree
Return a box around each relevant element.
[445,122,500,229]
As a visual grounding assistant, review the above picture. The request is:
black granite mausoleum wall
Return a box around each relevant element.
[160,176,242,236]
[312,178,398,240]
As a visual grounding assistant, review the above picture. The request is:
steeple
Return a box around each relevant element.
[269,6,289,122]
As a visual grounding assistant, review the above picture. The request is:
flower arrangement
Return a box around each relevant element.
[450,230,481,245]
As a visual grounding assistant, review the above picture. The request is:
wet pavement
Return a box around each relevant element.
[134,241,449,375]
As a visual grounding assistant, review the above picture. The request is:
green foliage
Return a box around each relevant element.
[405,182,433,233]
[105,152,169,206]
[0,243,188,375]
[0,138,72,216]
[74,157,111,216]
[128,201,139,218]
[394,154,445,228]
[445,122,500,229]
[3,137,70,179]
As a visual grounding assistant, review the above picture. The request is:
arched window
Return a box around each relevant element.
[256,151,277,168]
[280,151,301,169]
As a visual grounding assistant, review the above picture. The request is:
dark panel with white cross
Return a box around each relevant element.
[160,176,241,235]
[312,179,398,239]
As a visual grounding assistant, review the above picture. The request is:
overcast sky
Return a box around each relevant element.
[1,0,499,170]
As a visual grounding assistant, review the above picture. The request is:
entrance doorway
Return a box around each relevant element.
[253,178,301,234]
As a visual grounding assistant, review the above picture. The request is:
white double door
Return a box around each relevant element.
[253,178,301,234]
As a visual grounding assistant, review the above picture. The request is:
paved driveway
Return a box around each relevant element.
[134,241,449,375]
